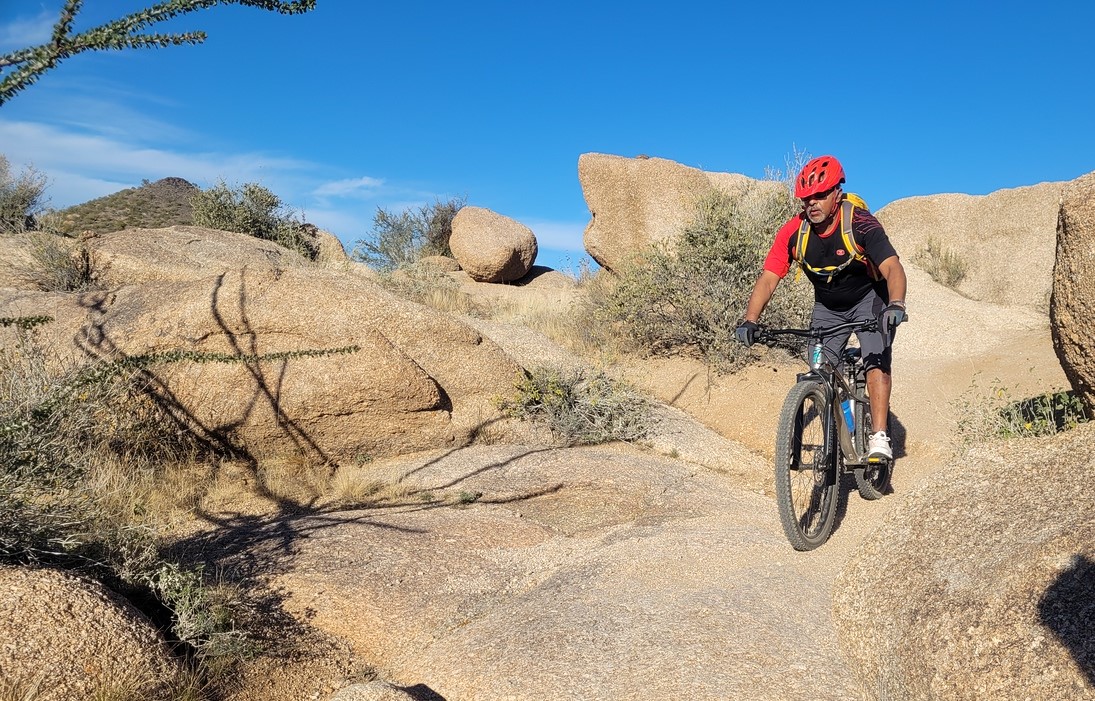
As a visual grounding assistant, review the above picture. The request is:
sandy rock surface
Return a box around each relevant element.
[198,444,863,701]
[875,181,1062,311]
[85,225,311,287]
[0,566,181,699]
[1051,169,1095,405]
[0,262,526,464]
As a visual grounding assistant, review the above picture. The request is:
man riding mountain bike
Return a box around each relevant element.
[736,155,908,460]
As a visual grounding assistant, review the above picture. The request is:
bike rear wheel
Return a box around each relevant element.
[774,380,838,550]
[853,393,892,500]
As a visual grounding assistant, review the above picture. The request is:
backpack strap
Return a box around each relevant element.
[839,199,882,280]
[839,199,860,257]
[795,199,861,283]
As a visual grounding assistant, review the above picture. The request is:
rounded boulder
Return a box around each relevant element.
[449,207,537,283]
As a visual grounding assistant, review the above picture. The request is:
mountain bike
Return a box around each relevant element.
[754,319,893,551]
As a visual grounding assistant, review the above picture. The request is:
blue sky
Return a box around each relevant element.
[2,1,1094,272]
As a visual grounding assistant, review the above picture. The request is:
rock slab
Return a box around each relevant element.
[1051,169,1095,407]
[578,153,779,272]
[833,425,1095,701]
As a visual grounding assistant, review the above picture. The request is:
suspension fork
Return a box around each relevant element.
[801,368,841,475]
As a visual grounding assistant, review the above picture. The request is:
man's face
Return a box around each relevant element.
[801,187,841,225]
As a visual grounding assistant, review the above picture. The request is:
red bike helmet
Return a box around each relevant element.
[795,155,846,199]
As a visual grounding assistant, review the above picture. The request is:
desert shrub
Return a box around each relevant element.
[495,366,653,446]
[597,181,812,372]
[955,377,1091,447]
[0,154,49,234]
[14,231,97,292]
[352,197,465,271]
[0,318,252,671]
[191,180,317,260]
[915,236,968,288]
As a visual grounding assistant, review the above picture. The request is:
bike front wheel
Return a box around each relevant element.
[774,380,838,551]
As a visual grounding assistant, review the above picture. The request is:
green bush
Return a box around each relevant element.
[956,377,1090,445]
[496,366,653,446]
[598,181,812,372]
[0,154,48,234]
[915,236,968,288]
[352,197,465,271]
[191,180,317,260]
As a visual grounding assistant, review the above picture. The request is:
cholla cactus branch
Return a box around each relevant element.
[0,0,316,105]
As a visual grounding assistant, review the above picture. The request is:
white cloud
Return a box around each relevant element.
[42,172,136,210]
[312,176,385,198]
[0,119,310,207]
[0,10,55,52]
[0,101,586,261]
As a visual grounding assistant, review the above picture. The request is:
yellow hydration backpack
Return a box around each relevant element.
[794,192,880,283]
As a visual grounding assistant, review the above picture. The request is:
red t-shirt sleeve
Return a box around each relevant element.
[762,217,802,279]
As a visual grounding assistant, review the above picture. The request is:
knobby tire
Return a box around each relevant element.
[774,380,838,551]
[852,390,892,500]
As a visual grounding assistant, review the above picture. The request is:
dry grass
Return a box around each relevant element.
[324,464,490,511]
[0,323,262,692]
[253,454,335,505]
[327,469,413,507]
[10,231,97,292]
[0,659,200,701]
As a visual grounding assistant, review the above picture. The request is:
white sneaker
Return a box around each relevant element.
[868,431,893,460]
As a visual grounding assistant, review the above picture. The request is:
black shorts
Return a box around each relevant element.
[809,290,893,374]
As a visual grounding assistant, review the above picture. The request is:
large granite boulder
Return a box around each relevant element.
[833,426,1095,700]
[578,153,781,272]
[0,566,181,699]
[1051,170,1095,407]
[0,228,526,464]
[876,181,1063,311]
[449,206,537,283]
[84,225,309,287]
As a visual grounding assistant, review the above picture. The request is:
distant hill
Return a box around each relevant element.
[53,177,199,234]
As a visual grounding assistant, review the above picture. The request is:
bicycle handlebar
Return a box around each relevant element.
[754,318,879,343]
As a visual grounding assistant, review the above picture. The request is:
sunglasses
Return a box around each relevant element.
[801,186,839,204]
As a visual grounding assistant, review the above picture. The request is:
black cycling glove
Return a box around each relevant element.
[735,320,759,347]
[879,304,907,338]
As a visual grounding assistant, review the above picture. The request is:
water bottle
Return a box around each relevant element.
[841,399,854,432]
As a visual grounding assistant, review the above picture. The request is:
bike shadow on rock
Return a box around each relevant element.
[829,410,910,538]
[887,411,909,461]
